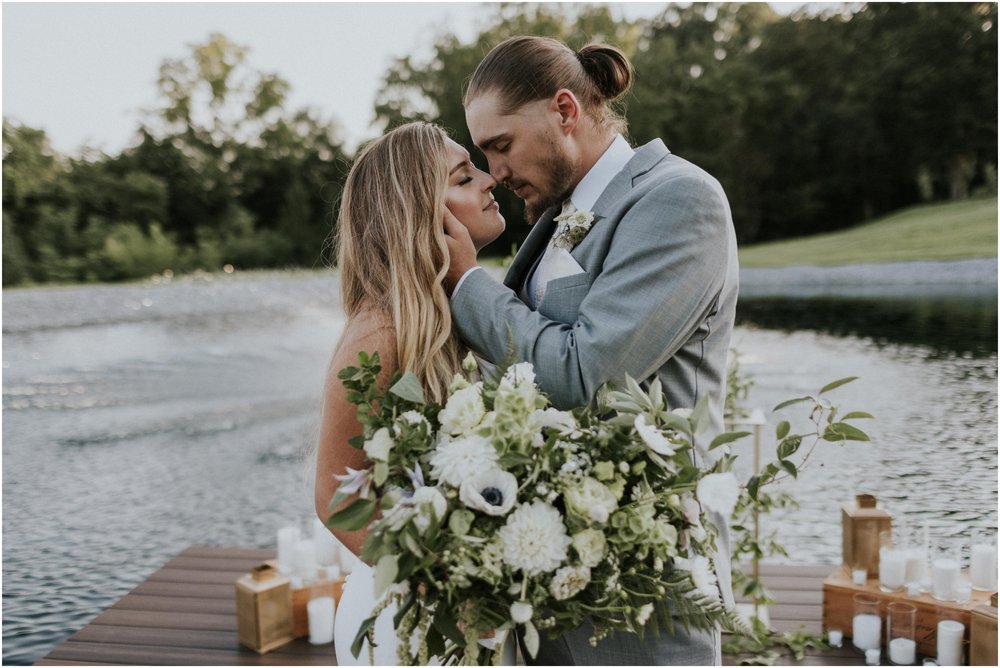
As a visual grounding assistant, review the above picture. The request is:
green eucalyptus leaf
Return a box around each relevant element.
[772,396,811,411]
[326,498,377,531]
[523,620,540,658]
[780,460,798,478]
[823,423,871,442]
[709,431,751,450]
[389,372,426,404]
[819,377,858,394]
[350,615,378,659]
[691,395,710,433]
[775,420,790,440]
[842,411,875,420]
[373,461,389,486]
[372,554,399,600]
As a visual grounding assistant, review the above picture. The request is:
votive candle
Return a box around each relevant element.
[936,620,964,666]
[307,596,335,644]
[853,568,868,586]
[866,648,881,665]
[313,517,338,566]
[294,539,317,581]
[828,629,843,648]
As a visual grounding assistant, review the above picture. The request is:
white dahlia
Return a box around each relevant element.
[498,501,571,575]
[429,435,498,487]
[438,383,486,436]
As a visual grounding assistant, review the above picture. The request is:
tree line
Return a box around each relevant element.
[3,2,996,286]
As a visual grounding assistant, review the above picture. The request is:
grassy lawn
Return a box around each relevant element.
[739,196,998,267]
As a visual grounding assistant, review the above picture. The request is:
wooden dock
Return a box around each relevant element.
[36,546,865,666]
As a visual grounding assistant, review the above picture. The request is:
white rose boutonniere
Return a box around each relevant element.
[552,209,599,250]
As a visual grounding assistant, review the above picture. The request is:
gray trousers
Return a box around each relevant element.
[520,619,721,666]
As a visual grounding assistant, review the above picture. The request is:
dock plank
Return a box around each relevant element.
[39,547,862,666]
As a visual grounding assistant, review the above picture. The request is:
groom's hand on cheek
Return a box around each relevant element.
[443,207,478,296]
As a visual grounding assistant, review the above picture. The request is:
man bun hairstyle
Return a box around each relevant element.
[465,36,633,134]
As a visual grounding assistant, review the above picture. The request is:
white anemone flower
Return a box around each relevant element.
[430,435,498,487]
[498,501,571,575]
[696,472,741,516]
[634,414,676,456]
[459,468,518,516]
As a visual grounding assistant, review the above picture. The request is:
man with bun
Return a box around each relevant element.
[444,35,738,665]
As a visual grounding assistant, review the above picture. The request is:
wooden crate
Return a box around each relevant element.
[969,603,998,666]
[822,565,991,658]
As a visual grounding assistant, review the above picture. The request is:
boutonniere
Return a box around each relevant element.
[552,209,601,250]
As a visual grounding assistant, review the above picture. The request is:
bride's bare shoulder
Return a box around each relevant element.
[331,308,397,372]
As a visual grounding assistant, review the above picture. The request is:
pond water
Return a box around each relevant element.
[2,271,996,664]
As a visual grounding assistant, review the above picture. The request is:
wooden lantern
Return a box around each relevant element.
[842,493,892,577]
[235,563,295,654]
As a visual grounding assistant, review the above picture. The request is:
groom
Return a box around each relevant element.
[444,36,739,665]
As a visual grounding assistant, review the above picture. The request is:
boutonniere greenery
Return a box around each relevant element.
[552,209,601,250]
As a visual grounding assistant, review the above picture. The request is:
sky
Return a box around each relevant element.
[2,1,809,156]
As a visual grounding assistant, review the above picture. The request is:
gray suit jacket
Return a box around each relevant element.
[451,139,739,615]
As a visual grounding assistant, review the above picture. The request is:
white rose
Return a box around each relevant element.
[564,477,618,525]
[549,565,591,600]
[571,529,607,568]
[510,601,533,624]
[634,414,676,456]
[363,427,393,461]
[438,383,486,436]
[697,472,741,516]
[501,362,536,388]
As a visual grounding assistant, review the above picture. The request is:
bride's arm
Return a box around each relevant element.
[314,318,397,558]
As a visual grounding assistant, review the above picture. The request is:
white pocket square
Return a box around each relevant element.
[547,248,586,281]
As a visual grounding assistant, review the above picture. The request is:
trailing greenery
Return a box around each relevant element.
[739,196,999,267]
[4,3,996,286]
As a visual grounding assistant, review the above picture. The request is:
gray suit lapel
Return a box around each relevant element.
[591,139,671,218]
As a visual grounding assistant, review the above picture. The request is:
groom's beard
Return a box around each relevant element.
[524,148,577,225]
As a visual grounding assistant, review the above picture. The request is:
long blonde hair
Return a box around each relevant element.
[335,122,465,402]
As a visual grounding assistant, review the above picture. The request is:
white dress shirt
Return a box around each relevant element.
[453,134,635,300]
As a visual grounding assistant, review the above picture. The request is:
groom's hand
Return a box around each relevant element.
[443,207,478,296]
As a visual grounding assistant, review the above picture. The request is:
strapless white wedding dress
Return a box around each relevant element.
[334,558,515,666]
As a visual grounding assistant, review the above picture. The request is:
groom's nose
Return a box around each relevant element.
[488,159,510,185]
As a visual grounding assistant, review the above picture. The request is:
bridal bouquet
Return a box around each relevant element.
[327,352,753,665]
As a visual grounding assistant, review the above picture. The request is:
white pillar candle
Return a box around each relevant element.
[294,539,317,581]
[889,637,916,665]
[931,558,959,600]
[828,629,843,647]
[970,543,997,590]
[277,525,301,575]
[307,596,336,644]
[936,620,964,666]
[880,548,908,591]
[854,613,882,651]
[313,517,338,566]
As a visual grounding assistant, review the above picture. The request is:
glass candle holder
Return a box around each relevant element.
[970,528,998,592]
[887,602,917,665]
[853,593,882,652]
[880,531,907,593]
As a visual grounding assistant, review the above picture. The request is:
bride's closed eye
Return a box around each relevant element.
[458,176,473,186]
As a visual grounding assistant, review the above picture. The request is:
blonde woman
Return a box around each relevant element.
[315,122,505,665]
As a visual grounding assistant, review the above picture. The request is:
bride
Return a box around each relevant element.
[313,122,507,665]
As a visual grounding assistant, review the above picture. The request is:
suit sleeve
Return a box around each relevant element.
[451,174,733,409]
